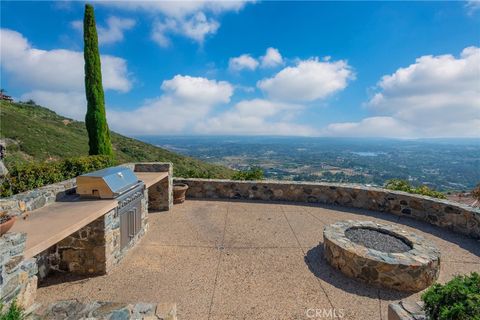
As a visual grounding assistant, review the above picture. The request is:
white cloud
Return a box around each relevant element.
[152,12,219,47]
[323,117,414,138]
[0,28,132,92]
[101,1,248,18]
[101,1,251,46]
[228,54,259,71]
[0,28,132,122]
[325,47,480,138]
[72,16,136,45]
[260,47,283,68]
[465,0,480,14]
[107,82,316,136]
[108,75,234,135]
[196,99,316,136]
[21,75,236,134]
[257,57,354,102]
[21,91,86,120]
[161,75,233,105]
[228,47,283,71]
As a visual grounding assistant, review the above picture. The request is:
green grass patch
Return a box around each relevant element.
[0,300,26,320]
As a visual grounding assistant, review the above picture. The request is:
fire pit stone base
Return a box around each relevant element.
[323,220,441,292]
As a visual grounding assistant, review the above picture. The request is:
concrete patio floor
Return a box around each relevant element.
[37,200,480,319]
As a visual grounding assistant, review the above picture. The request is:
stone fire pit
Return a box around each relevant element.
[323,220,441,292]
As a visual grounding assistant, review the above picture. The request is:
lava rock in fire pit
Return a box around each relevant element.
[345,227,412,253]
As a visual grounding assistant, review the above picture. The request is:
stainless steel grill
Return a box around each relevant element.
[76,166,145,250]
[76,166,140,199]
[117,183,144,249]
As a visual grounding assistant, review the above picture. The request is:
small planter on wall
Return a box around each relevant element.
[0,211,16,236]
[173,184,189,204]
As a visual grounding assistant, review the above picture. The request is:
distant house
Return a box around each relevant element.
[0,92,13,102]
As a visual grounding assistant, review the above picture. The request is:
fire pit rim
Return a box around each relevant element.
[323,220,440,267]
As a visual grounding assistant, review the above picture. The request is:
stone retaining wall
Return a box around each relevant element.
[175,178,480,239]
[0,232,37,308]
[0,179,76,217]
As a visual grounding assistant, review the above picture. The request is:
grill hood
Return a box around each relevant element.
[76,166,140,199]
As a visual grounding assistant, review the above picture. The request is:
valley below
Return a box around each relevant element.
[140,136,480,192]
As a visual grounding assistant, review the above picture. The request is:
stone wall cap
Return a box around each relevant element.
[175,178,480,214]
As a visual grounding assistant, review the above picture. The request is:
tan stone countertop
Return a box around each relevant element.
[136,172,168,188]
[11,196,118,259]
[11,171,168,259]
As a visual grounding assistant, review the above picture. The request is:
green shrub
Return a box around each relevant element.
[385,179,446,199]
[0,300,26,320]
[179,169,216,179]
[422,272,480,320]
[232,167,264,181]
[0,155,115,197]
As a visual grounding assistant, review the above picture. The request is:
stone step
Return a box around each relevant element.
[27,299,177,320]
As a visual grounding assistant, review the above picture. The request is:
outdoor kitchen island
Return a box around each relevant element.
[2,163,173,310]
[12,169,170,264]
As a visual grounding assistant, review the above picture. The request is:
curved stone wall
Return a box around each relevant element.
[175,178,480,239]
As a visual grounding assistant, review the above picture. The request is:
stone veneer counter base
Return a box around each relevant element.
[10,197,117,259]
[323,220,441,292]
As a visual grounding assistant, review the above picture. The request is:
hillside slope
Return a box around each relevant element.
[0,101,234,178]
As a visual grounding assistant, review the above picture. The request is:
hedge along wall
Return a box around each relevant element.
[174,178,480,239]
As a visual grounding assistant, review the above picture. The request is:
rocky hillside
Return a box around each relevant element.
[0,101,234,178]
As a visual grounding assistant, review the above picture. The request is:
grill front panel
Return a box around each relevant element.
[118,183,144,250]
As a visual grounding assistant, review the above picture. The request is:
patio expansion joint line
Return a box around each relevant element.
[207,206,229,320]
[280,206,335,311]
[442,259,480,264]
[377,290,383,320]
[142,243,304,250]
[301,207,330,225]
[142,244,218,249]
[222,246,302,249]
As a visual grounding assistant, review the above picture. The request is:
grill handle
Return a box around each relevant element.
[129,207,137,239]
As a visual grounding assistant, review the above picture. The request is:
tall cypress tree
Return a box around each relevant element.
[84,4,113,156]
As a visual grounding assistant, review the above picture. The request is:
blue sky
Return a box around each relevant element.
[1,1,479,138]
